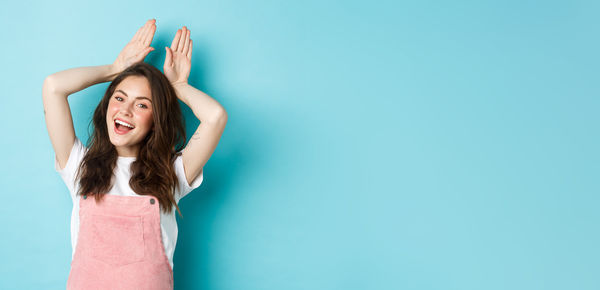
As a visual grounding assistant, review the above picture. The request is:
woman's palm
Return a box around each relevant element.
[113,19,156,72]
[164,26,193,85]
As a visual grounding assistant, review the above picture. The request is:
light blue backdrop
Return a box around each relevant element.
[0,0,598,289]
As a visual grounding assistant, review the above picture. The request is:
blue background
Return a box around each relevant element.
[1,0,599,289]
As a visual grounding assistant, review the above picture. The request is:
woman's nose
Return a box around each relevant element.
[120,102,134,116]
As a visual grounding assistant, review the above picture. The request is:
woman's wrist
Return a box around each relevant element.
[171,81,190,103]
[106,64,122,82]
[171,81,189,89]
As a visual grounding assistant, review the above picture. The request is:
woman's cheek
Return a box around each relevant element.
[141,110,153,127]
[108,102,119,113]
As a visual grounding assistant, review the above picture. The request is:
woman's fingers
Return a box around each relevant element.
[132,19,155,43]
[176,26,187,52]
[171,29,182,51]
[136,20,150,40]
[169,25,191,56]
[132,25,144,42]
[187,39,193,59]
[182,29,190,56]
[142,21,156,46]
[165,47,173,67]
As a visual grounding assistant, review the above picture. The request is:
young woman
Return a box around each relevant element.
[42,19,227,289]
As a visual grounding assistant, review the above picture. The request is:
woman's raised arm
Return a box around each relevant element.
[43,19,157,170]
[42,64,119,170]
[164,25,228,186]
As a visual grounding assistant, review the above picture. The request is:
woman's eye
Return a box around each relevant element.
[138,103,148,109]
[115,96,123,101]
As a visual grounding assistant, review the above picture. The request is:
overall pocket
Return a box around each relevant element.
[91,213,145,266]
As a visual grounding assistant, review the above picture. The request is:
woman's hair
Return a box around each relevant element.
[75,61,187,217]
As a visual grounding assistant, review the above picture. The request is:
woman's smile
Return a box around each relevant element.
[114,118,136,135]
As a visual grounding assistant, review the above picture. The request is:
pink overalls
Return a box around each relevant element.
[66,193,173,290]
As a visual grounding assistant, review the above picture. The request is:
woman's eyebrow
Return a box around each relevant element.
[116,89,152,102]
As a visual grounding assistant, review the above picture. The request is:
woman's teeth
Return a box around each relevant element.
[115,119,135,129]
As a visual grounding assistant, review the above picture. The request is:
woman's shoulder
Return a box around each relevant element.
[172,151,204,202]
[55,137,87,172]
[54,136,88,201]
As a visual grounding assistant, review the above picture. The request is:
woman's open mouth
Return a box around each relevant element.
[114,119,135,135]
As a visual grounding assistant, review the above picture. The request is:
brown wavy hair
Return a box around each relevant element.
[75,61,187,217]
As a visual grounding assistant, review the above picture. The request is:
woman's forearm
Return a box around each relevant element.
[172,82,227,123]
[45,64,120,95]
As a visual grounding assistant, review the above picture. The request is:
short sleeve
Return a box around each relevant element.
[174,154,204,202]
[54,137,87,200]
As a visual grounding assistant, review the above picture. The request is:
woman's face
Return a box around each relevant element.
[106,75,154,157]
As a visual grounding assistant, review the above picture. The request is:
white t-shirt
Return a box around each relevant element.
[54,137,203,271]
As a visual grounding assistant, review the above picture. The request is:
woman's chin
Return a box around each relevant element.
[108,136,128,147]
[109,136,143,148]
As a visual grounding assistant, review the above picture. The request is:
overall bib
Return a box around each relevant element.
[66,194,174,290]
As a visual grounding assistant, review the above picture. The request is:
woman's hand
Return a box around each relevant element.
[112,19,157,73]
[164,26,192,86]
